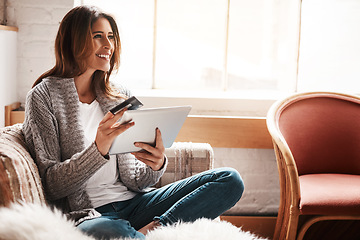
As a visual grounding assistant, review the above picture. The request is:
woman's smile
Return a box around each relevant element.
[95,53,111,61]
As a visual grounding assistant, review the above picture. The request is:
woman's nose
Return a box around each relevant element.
[103,37,112,49]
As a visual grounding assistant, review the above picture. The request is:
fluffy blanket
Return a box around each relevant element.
[0,203,267,240]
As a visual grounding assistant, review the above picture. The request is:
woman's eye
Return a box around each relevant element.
[93,34,102,39]
[108,35,114,40]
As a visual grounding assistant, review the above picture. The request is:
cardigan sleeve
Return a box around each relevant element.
[117,153,168,191]
[22,83,109,201]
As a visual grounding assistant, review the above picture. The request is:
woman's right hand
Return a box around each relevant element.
[95,108,134,156]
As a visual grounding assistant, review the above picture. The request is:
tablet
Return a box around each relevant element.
[109,105,192,154]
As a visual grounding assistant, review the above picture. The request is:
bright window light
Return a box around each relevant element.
[83,0,300,96]
[298,0,360,94]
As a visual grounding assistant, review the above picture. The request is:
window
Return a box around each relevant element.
[82,0,360,116]
[82,0,300,95]
[297,0,360,94]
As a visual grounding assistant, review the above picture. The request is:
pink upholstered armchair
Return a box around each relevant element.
[266,92,360,240]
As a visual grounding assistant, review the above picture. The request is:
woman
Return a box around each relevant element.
[23,5,244,240]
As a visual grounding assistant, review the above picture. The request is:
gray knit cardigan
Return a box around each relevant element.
[23,76,166,224]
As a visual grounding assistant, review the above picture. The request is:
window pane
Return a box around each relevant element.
[84,0,154,89]
[155,0,228,91]
[227,0,298,92]
[298,0,360,94]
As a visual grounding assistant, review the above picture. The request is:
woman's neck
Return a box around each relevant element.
[74,71,96,104]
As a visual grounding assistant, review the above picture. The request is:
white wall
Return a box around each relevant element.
[6,0,74,104]
[0,28,17,127]
[215,148,279,215]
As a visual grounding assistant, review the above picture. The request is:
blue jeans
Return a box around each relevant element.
[77,167,244,239]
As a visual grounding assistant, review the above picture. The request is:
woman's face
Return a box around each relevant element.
[86,17,115,73]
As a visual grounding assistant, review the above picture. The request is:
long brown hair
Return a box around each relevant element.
[33,5,122,98]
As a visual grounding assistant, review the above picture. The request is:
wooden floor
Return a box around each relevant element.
[221,216,360,240]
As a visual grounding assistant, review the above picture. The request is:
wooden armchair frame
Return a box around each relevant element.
[267,91,360,240]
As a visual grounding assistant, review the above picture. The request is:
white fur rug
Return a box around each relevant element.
[0,203,267,240]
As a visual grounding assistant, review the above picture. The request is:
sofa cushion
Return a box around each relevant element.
[0,124,45,207]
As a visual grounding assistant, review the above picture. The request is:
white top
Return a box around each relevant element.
[79,100,137,208]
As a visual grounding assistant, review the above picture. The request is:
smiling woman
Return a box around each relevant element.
[31,6,122,101]
[21,5,245,240]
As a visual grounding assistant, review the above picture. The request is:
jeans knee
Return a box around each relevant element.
[218,167,245,200]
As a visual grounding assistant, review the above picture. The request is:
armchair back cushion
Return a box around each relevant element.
[278,95,360,175]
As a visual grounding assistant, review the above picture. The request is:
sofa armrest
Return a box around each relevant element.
[156,142,214,187]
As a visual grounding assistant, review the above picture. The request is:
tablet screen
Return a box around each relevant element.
[109,105,191,154]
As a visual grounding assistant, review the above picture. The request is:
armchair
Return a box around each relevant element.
[266,91,360,240]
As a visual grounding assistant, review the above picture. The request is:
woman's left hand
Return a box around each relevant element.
[131,128,165,171]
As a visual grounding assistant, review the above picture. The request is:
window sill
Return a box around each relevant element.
[131,89,290,117]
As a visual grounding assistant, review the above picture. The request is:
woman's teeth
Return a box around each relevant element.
[96,54,110,60]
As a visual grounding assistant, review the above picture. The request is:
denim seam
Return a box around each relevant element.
[148,172,218,211]
[133,174,206,214]
[134,171,218,225]
[111,203,117,212]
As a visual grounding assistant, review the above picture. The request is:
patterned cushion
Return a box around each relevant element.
[0,124,45,207]
[158,142,214,187]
